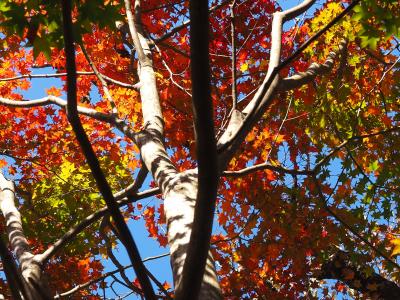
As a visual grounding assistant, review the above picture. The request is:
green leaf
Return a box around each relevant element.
[33,36,52,60]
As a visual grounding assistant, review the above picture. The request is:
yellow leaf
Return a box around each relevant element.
[233,251,241,262]
[240,63,248,72]
[390,238,400,257]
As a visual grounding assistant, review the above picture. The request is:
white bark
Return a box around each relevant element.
[124,1,222,297]
[0,173,49,299]
[163,171,221,299]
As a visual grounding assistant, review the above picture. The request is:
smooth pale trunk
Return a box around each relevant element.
[163,171,222,299]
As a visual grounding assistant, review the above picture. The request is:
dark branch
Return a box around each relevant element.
[54,253,170,299]
[40,187,160,263]
[176,0,219,299]
[319,251,400,300]
[230,0,238,110]
[60,1,155,298]
[154,0,230,44]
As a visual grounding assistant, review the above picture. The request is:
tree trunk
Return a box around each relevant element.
[0,173,51,299]
[163,171,222,299]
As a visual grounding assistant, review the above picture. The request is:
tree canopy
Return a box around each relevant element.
[0,0,399,299]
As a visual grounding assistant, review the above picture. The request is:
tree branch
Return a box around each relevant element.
[223,163,313,177]
[224,125,400,178]
[0,173,50,299]
[39,186,160,263]
[217,0,316,163]
[0,96,113,121]
[100,218,142,294]
[60,1,155,298]
[230,0,237,110]
[318,251,400,300]
[279,39,347,91]
[123,0,178,191]
[0,236,26,300]
[54,253,170,299]
[107,218,172,299]
[0,95,139,144]
[0,71,139,89]
[217,0,361,161]
[79,43,119,115]
[175,0,219,298]
[154,0,230,44]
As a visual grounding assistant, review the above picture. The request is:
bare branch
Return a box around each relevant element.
[0,95,140,145]
[0,96,113,122]
[223,162,313,177]
[217,0,362,160]
[230,0,238,110]
[281,0,316,22]
[0,237,26,300]
[0,71,93,82]
[107,218,172,299]
[0,173,50,299]
[0,71,139,89]
[225,125,400,178]
[313,125,400,172]
[154,45,192,97]
[217,0,317,161]
[123,0,178,191]
[100,218,141,294]
[79,43,118,115]
[61,1,155,298]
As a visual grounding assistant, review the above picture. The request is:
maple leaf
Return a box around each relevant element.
[240,63,249,72]
[46,86,62,97]
[0,159,7,169]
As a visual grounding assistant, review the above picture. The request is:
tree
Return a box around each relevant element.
[0,0,399,298]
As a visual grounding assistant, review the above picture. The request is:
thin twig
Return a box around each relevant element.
[154,0,230,43]
[0,71,139,89]
[230,0,237,110]
[54,253,169,298]
[79,43,119,115]
[265,96,292,162]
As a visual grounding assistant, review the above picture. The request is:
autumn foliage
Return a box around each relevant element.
[0,0,399,299]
